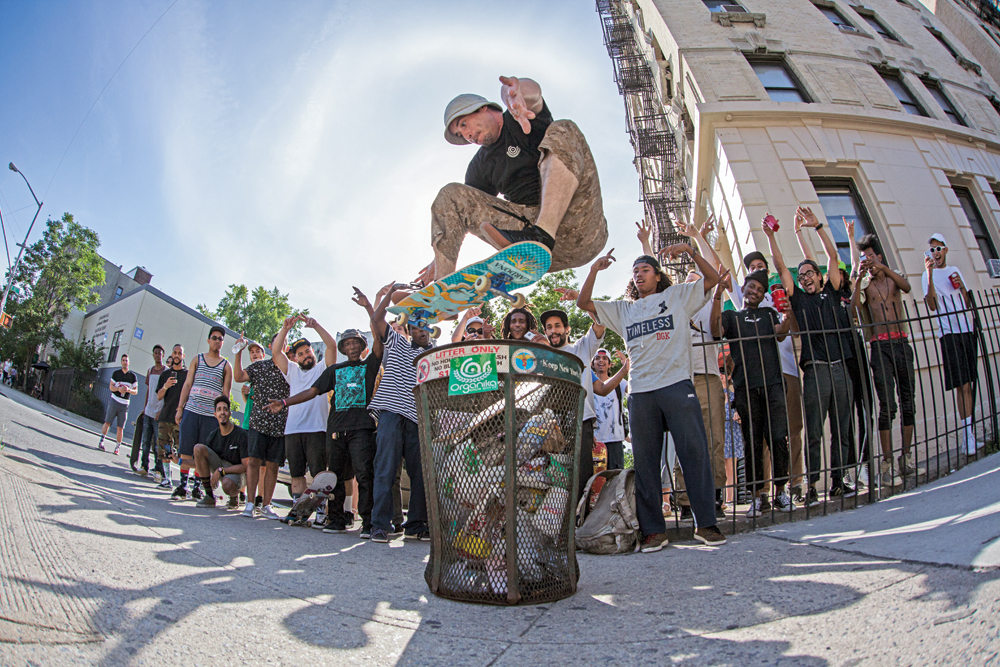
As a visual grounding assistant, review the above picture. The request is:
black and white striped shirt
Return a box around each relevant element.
[368,329,433,424]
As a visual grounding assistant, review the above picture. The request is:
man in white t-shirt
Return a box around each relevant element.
[271,315,338,503]
[540,306,604,502]
[922,233,982,453]
[578,248,727,551]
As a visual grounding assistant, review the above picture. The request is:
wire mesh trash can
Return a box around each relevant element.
[414,340,585,605]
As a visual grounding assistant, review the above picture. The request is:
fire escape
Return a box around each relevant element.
[596,0,694,277]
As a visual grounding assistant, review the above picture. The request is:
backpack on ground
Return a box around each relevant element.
[575,468,640,555]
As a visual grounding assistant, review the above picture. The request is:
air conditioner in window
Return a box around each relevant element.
[723,4,748,11]
[987,259,1000,279]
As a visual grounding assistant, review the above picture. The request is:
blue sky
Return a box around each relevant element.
[2,0,645,331]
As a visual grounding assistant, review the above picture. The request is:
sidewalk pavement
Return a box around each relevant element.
[0,390,997,666]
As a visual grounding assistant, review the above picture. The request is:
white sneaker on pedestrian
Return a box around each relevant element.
[241,502,255,517]
[857,465,869,490]
[879,460,902,488]
[261,504,281,520]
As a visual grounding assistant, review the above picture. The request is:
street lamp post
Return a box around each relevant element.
[0,162,44,320]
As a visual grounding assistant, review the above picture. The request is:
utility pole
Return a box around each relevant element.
[1,162,44,321]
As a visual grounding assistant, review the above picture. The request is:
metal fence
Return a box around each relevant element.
[661,287,1000,533]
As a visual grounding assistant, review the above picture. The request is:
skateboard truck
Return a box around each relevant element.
[396,308,442,339]
[473,273,527,309]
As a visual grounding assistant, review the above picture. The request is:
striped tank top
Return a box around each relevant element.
[187,353,228,417]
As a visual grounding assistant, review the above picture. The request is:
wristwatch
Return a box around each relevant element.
[816,223,824,231]
[217,467,225,476]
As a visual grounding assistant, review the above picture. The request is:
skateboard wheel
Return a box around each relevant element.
[511,292,526,309]
[430,326,442,339]
[474,275,491,295]
[398,312,409,326]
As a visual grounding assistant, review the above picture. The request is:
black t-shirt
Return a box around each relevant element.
[312,353,382,433]
[464,102,554,206]
[206,424,249,465]
[155,367,189,423]
[789,282,853,367]
[720,307,783,390]
[110,369,138,404]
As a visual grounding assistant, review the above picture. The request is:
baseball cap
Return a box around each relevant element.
[337,329,367,355]
[743,251,769,271]
[593,348,611,359]
[247,341,265,354]
[929,233,947,246]
[838,260,848,273]
[797,259,821,274]
[539,309,568,328]
[443,94,503,145]
[465,317,485,327]
[633,254,662,271]
[288,338,311,354]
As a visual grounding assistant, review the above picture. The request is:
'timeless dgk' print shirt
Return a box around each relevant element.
[593,280,710,394]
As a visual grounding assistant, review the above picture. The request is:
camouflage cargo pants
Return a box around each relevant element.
[157,421,179,460]
[431,119,608,273]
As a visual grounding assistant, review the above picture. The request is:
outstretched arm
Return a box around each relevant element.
[499,76,542,133]
[659,243,720,294]
[451,307,480,344]
[267,387,319,413]
[636,220,654,256]
[577,249,616,316]
[353,285,388,360]
[233,334,249,383]
[271,316,297,374]
[302,317,338,367]
[798,206,841,291]
[594,353,630,397]
[709,267,729,339]
[763,217,795,293]
[795,210,816,262]
[686,215,724,268]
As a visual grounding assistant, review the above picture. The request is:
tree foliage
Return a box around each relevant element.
[49,337,104,379]
[197,285,307,344]
[0,214,104,376]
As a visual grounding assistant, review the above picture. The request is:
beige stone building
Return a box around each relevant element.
[619,0,1000,288]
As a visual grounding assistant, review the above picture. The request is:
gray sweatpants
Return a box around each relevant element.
[629,380,716,535]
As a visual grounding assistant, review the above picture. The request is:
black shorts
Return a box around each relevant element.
[940,332,978,391]
[248,430,285,465]
[284,431,327,478]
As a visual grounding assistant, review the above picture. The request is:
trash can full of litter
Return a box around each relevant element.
[414,340,585,605]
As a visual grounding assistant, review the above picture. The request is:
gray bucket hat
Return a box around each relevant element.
[443,94,503,145]
[337,328,368,355]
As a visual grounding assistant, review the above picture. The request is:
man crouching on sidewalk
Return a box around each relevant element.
[193,396,250,509]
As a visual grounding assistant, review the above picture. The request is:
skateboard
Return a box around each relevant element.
[281,471,338,527]
[389,241,552,337]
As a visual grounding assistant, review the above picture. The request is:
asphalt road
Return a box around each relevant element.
[1,389,998,666]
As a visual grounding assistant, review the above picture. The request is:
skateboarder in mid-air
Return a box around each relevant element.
[418,75,608,285]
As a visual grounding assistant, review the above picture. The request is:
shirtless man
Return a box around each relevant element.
[848,223,921,482]
[421,76,608,283]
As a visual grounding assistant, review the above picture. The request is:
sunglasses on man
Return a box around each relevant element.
[928,246,945,253]
[465,327,484,335]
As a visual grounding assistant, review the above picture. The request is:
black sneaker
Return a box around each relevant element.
[806,487,821,507]
[792,486,805,505]
[196,495,216,509]
[481,221,556,251]
[171,485,187,500]
[404,529,429,541]
[679,505,693,521]
[226,496,239,510]
[390,524,405,536]
[715,501,726,519]
[370,527,389,543]
[359,524,372,540]
[190,485,204,501]
[239,491,246,503]
[322,515,348,533]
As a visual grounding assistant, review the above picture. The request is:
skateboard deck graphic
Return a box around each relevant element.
[281,471,338,526]
[389,241,552,337]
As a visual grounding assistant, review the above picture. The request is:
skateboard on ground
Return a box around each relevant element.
[389,241,552,338]
[281,471,338,527]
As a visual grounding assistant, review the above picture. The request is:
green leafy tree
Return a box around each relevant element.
[197,285,307,344]
[523,269,626,365]
[49,337,104,379]
[0,214,104,380]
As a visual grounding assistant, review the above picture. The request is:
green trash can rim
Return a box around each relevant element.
[413,339,584,386]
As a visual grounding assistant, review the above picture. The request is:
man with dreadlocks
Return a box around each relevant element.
[577,246,727,553]
[500,306,548,343]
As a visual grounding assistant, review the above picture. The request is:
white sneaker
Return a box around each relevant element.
[879,460,902,488]
[857,465,869,489]
[261,504,281,520]
[241,502,255,517]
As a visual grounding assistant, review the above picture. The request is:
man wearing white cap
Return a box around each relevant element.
[451,307,494,342]
[419,76,608,284]
[922,233,983,454]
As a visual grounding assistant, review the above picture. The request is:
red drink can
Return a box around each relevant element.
[949,272,961,289]
[763,214,780,232]
[770,284,788,313]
